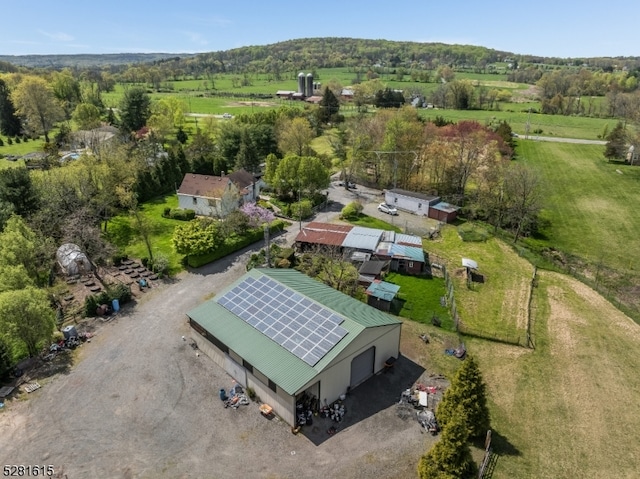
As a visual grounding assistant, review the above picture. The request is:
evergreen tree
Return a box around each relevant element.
[0,78,21,137]
[119,87,151,133]
[604,121,627,161]
[418,406,478,479]
[317,87,341,124]
[0,166,40,218]
[437,355,490,439]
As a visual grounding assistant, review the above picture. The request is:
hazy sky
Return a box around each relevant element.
[2,1,638,58]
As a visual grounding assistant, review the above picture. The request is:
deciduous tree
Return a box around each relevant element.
[0,287,55,358]
[276,117,315,157]
[172,217,221,258]
[11,76,64,143]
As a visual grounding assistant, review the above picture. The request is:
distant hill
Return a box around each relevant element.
[0,52,196,68]
[1,38,638,71]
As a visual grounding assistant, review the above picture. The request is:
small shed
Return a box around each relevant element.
[358,260,389,285]
[365,280,400,312]
[56,243,92,277]
[428,202,460,223]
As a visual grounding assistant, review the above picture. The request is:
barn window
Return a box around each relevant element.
[268,379,277,392]
[409,261,414,268]
[192,197,197,205]
[418,203,422,208]
[394,197,397,203]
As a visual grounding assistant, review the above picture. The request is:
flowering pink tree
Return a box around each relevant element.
[240,202,275,228]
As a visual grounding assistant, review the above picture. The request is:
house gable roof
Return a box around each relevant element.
[177,169,254,199]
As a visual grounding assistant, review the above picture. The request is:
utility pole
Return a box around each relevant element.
[298,177,302,231]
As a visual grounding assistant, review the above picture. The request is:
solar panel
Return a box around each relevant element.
[217,275,348,366]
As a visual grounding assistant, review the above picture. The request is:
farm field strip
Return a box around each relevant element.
[471,270,640,479]
[518,141,640,272]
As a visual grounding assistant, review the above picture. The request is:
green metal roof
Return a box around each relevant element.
[186,268,401,396]
[366,280,400,302]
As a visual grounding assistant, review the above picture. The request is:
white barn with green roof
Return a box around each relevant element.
[186,268,402,425]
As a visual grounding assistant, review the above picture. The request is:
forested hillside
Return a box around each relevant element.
[2,37,640,73]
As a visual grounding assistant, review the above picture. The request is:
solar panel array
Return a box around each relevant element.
[217,275,348,366]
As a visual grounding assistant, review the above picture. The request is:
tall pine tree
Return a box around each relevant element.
[437,355,490,439]
[604,121,627,161]
[418,406,478,479]
[0,78,21,137]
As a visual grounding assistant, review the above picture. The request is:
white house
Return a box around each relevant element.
[177,170,264,217]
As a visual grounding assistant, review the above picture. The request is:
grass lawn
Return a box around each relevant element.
[517,141,640,274]
[424,227,533,343]
[346,214,402,232]
[105,194,184,274]
[385,272,452,330]
[418,231,640,478]
[421,109,617,140]
[0,138,46,157]
[469,270,640,479]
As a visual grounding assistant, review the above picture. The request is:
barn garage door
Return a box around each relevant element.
[350,347,375,387]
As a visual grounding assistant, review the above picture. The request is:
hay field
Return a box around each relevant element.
[468,269,640,479]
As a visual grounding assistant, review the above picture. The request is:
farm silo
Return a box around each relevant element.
[298,72,306,94]
[306,73,314,97]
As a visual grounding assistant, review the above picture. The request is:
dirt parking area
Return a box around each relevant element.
[0,238,443,479]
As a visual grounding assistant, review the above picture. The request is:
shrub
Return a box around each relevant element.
[292,199,313,220]
[0,138,4,147]
[14,137,20,144]
[340,201,363,220]
[112,254,128,266]
[7,138,12,145]
[169,208,196,221]
[163,207,171,217]
[84,283,132,317]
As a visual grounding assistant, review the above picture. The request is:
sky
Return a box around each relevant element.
[2,1,639,59]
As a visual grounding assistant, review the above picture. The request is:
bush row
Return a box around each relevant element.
[187,220,288,268]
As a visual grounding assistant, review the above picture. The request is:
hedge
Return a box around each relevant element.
[187,220,288,268]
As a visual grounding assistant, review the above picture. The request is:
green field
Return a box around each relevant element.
[420,109,617,140]
[517,140,640,273]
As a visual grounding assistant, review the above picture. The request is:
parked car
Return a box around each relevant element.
[378,203,398,215]
[337,181,357,188]
[222,113,232,119]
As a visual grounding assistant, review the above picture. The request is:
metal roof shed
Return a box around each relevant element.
[342,226,384,252]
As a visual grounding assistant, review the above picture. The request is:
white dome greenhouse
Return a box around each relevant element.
[56,243,92,277]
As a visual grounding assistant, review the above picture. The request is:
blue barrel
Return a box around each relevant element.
[112,299,120,312]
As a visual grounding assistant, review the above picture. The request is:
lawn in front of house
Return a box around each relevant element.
[346,214,402,232]
[106,194,183,274]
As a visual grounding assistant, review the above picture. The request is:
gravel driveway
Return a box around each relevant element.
[0,198,439,479]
